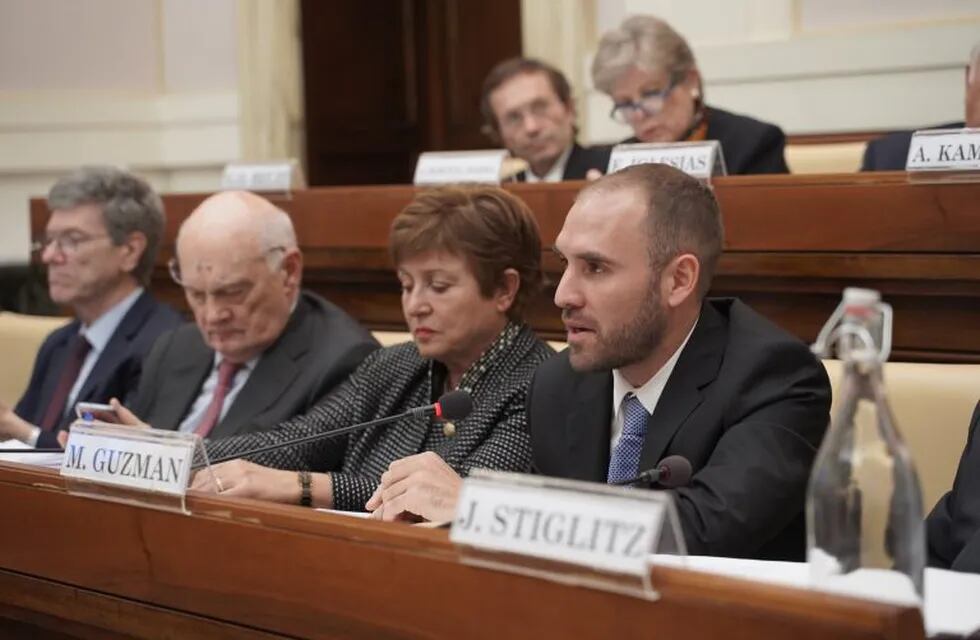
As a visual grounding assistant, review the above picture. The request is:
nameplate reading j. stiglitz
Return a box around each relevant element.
[607,141,726,179]
[906,128,980,172]
[450,472,666,577]
[60,422,195,497]
[413,150,510,185]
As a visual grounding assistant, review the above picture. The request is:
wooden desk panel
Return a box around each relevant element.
[0,463,924,639]
[29,173,980,362]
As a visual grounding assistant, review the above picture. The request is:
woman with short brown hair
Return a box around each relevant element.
[193,186,554,511]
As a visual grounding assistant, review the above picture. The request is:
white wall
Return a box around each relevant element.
[572,0,980,144]
[0,0,241,265]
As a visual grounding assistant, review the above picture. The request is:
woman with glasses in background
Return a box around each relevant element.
[593,15,789,175]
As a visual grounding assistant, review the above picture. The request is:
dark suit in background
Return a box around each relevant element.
[516,143,612,181]
[926,401,980,573]
[623,105,789,175]
[529,298,831,560]
[14,291,182,448]
[861,122,965,171]
[131,290,378,438]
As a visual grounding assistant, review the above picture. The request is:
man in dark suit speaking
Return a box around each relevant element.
[123,191,378,439]
[369,164,831,561]
[0,166,182,449]
[480,57,611,182]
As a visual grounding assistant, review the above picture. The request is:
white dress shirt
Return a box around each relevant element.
[610,317,699,451]
[524,145,572,183]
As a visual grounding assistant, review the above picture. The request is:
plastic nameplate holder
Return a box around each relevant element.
[450,470,687,600]
[220,159,307,198]
[607,140,727,181]
[413,150,513,185]
[60,420,214,515]
[905,128,980,184]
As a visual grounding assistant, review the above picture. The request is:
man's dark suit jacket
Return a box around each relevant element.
[926,401,980,573]
[861,122,965,171]
[131,291,378,439]
[528,297,831,560]
[516,143,612,181]
[624,105,789,175]
[14,290,182,448]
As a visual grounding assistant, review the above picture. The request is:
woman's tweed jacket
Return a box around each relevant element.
[205,323,554,510]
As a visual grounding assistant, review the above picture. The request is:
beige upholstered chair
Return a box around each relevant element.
[0,311,70,407]
[785,142,868,174]
[823,360,979,511]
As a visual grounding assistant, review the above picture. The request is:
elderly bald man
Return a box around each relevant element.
[126,191,378,439]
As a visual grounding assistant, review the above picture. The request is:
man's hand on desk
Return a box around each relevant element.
[366,452,462,523]
[190,459,302,504]
[108,398,149,428]
[0,400,35,443]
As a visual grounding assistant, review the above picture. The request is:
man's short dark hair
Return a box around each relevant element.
[47,166,165,287]
[479,57,573,142]
[580,163,724,297]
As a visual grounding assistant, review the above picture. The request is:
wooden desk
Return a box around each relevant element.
[0,462,925,639]
[29,173,980,362]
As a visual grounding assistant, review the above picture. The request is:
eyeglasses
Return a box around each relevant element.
[609,81,678,124]
[168,246,288,286]
[31,233,110,255]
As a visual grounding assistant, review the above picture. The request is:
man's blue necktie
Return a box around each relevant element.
[607,392,648,484]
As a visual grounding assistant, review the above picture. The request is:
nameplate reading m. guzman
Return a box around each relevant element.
[906,128,980,172]
[60,422,194,496]
[450,472,666,576]
[607,141,726,180]
[414,150,509,185]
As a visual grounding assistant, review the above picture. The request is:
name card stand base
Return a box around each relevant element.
[451,471,688,600]
[60,422,208,515]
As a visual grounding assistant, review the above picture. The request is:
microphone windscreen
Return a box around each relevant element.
[437,390,473,421]
[658,455,693,488]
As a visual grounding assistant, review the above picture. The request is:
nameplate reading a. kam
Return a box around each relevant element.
[413,150,510,185]
[607,141,726,179]
[450,471,667,577]
[906,128,980,172]
[60,422,195,497]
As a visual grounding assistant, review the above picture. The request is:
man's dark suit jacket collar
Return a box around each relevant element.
[156,294,315,439]
[38,290,162,430]
[562,300,726,480]
[514,142,611,182]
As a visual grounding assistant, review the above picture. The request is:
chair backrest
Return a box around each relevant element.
[785,141,868,174]
[823,360,979,511]
[0,311,70,407]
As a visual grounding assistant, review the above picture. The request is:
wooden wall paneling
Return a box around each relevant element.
[28,173,980,362]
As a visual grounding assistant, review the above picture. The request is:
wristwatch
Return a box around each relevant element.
[298,470,312,507]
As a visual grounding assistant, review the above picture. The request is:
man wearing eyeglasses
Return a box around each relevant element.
[593,16,789,175]
[120,190,378,441]
[0,166,183,448]
[480,57,611,182]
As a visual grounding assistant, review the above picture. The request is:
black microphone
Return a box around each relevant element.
[0,448,64,454]
[200,390,473,468]
[612,455,692,488]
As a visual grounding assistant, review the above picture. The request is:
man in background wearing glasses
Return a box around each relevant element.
[119,190,377,441]
[0,166,182,448]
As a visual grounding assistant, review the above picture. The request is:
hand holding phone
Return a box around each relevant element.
[74,402,120,424]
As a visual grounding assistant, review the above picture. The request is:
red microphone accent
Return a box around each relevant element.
[434,402,444,419]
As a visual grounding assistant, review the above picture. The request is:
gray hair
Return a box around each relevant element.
[592,15,697,95]
[47,166,164,287]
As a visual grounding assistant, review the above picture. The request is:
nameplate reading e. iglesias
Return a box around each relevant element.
[450,476,667,576]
